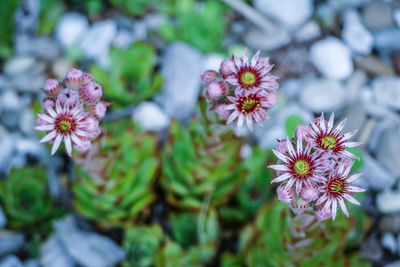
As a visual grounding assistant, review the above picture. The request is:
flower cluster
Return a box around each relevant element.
[36,68,110,157]
[200,49,279,131]
[268,113,365,220]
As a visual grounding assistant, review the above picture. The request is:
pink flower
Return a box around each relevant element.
[295,124,312,140]
[58,89,79,107]
[224,49,279,94]
[206,80,228,100]
[83,72,94,83]
[73,137,91,153]
[316,163,365,220]
[79,82,103,105]
[308,113,362,159]
[42,97,56,109]
[299,182,319,202]
[225,90,276,131]
[42,79,62,97]
[201,70,218,84]
[81,115,101,140]
[314,204,332,221]
[291,198,309,215]
[87,101,110,119]
[65,68,84,89]
[277,183,296,203]
[219,59,236,78]
[35,102,91,157]
[269,139,327,194]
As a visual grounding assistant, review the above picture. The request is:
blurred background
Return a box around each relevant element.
[0,0,399,266]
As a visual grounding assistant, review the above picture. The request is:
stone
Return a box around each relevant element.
[144,13,168,31]
[377,191,400,214]
[113,17,146,49]
[342,9,373,55]
[0,231,24,256]
[345,70,368,102]
[382,233,397,254]
[31,37,60,61]
[157,42,203,122]
[40,235,75,267]
[24,259,40,267]
[280,79,302,100]
[374,28,400,51]
[19,109,35,136]
[0,135,16,175]
[300,79,347,113]
[54,216,125,267]
[362,1,393,30]
[55,13,89,49]
[310,37,353,80]
[376,128,400,178]
[10,73,45,93]
[203,54,225,72]
[385,261,400,267]
[52,58,74,80]
[0,207,6,229]
[328,0,370,10]
[0,255,23,267]
[362,152,396,191]
[294,20,321,42]
[394,9,400,28]
[379,215,400,233]
[80,20,117,69]
[355,56,395,77]
[244,26,291,51]
[3,57,36,76]
[361,236,383,262]
[133,102,170,132]
[253,0,313,30]
[373,77,400,111]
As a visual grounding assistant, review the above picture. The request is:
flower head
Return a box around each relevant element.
[58,89,79,107]
[269,139,326,194]
[225,90,276,131]
[317,163,365,220]
[42,79,62,97]
[225,49,278,94]
[277,183,296,203]
[65,68,84,89]
[206,80,228,101]
[308,113,361,159]
[35,102,91,157]
[79,82,103,105]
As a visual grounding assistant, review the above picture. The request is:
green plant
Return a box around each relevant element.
[39,0,65,35]
[158,0,228,53]
[161,120,244,211]
[0,167,56,229]
[123,225,164,267]
[222,199,370,267]
[109,0,157,17]
[73,121,159,229]
[219,147,275,223]
[91,42,163,108]
[285,114,305,138]
[0,0,21,59]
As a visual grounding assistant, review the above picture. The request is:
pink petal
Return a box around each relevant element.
[51,134,63,155]
[348,186,366,192]
[343,194,360,205]
[64,135,72,157]
[327,113,335,131]
[271,172,292,183]
[347,173,363,183]
[35,124,54,131]
[268,164,289,171]
[335,118,348,132]
[272,149,289,163]
[40,131,57,143]
[331,199,337,220]
[339,198,349,217]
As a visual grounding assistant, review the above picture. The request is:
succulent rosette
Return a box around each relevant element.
[268,113,364,220]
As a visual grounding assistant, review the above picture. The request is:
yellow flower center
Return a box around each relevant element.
[241,98,259,113]
[328,179,346,194]
[321,136,337,150]
[240,71,256,86]
[294,160,310,176]
[58,120,72,132]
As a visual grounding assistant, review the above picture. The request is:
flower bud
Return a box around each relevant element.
[277,183,296,203]
[295,124,311,140]
[79,82,102,105]
[314,204,332,221]
[42,79,62,97]
[87,101,110,119]
[42,97,56,109]
[58,89,79,107]
[291,198,309,215]
[82,115,100,139]
[65,68,84,89]
[219,59,236,78]
[201,70,218,84]
[276,139,289,155]
[300,183,319,202]
[83,72,95,83]
[206,80,227,100]
[214,103,231,119]
[74,137,91,153]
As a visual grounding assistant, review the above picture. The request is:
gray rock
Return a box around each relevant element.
[342,9,373,55]
[244,26,291,51]
[310,37,353,80]
[19,109,35,136]
[382,233,397,254]
[0,255,23,267]
[52,58,74,80]
[55,13,89,49]
[10,72,45,93]
[113,17,146,49]
[281,79,302,100]
[377,191,400,214]
[40,235,75,267]
[373,77,400,111]
[0,231,24,256]
[328,0,370,10]
[375,28,400,51]
[385,261,400,267]
[133,102,170,132]
[3,57,36,77]
[0,135,16,174]
[300,79,347,113]
[54,216,125,267]
[379,215,400,233]
[355,55,395,77]
[24,259,40,267]
[294,20,321,42]
[253,0,313,30]
[31,37,61,61]
[144,13,168,31]
[376,128,400,178]
[157,42,203,122]
[80,20,117,69]
[362,152,396,191]
[395,9,400,28]
[362,1,393,30]
[14,0,40,55]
